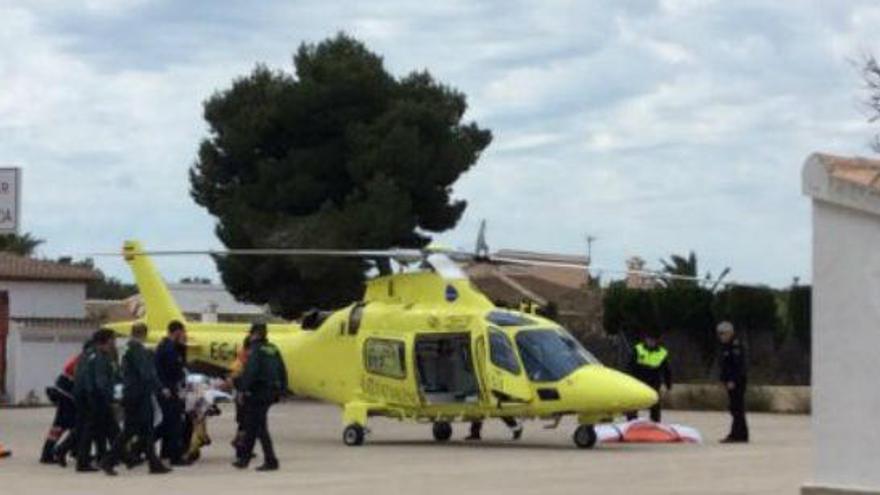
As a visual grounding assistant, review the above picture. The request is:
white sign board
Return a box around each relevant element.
[0,168,21,235]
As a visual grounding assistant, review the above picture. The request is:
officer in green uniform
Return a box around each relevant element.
[233,323,288,471]
[102,323,171,475]
[73,329,117,472]
[626,334,672,422]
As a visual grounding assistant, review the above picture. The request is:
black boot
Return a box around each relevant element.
[256,459,279,471]
[39,439,57,464]
[54,435,75,468]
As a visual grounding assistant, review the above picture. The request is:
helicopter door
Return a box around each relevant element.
[475,328,532,404]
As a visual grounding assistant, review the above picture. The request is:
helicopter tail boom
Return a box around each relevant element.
[122,240,186,333]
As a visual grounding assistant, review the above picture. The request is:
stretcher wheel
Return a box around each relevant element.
[573,424,597,449]
[343,424,365,446]
[432,422,452,442]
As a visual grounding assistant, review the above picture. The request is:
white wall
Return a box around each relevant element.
[0,280,86,319]
[5,324,93,404]
[811,200,880,491]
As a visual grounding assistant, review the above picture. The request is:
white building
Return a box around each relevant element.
[1,255,98,405]
[802,152,880,494]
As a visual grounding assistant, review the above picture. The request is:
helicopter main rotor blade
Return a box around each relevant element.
[88,248,425,260]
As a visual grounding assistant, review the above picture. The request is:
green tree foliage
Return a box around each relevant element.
[87,276,137,300]
[0,232,44,256]
[190,34,492,317]
[787,285,811,349]
[60,257,137,299]
[659,251,699,288]
[603,284,716,363]
[602,282,659,337]
[712,285,779,336]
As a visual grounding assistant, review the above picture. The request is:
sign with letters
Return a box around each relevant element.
[0,168,20,235]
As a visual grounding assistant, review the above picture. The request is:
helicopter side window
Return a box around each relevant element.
[363,338,406,379]
[489,329,521,375]
[348,303,366,336]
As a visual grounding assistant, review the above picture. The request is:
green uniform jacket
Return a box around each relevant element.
[91,349,117,408]
[72,346,95,403]
[74,348,116,408]
[239,340,288,403]
[122,340,161,407]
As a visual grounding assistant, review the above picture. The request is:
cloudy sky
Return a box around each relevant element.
[2,0,879,286]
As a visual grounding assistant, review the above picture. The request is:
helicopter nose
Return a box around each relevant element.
[564,366,658,414]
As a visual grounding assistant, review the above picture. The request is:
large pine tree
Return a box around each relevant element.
[190,34,492,317]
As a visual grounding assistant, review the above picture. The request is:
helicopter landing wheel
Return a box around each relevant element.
[573,424,597,449]
[343,424,366,446]
[432,421,453,442]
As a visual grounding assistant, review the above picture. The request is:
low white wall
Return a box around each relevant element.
[810,200,880,491]
[5,323,94,404]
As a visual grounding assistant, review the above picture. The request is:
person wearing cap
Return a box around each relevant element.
[626,333,672,422]
[233,323,287,471]
[717,321,749,443]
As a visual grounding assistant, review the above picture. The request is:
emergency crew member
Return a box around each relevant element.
[626,334,672,422]
[102,323,170,475]
[233,323,287,471]
[155,320,189,465]
[229,333,254,459]
[718,321,749,443]
[73,329,117,472]
[40,337,92,465]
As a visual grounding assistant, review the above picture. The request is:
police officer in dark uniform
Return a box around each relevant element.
[73,329,117,472]
[155,320,189,465]
[233,323,287,471]
[718,321,749,443]
[102,323,171,475]
[626,334,672,422]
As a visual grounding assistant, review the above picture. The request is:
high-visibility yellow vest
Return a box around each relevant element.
[635,343,668,368]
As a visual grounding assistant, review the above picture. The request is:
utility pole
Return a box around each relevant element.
[585,234,596,266]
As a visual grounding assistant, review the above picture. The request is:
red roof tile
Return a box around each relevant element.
[0,253,100,282]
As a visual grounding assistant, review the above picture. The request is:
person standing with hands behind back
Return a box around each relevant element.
[233,323,287,471]
[718,321,749,443]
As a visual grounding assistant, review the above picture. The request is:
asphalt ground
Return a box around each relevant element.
[0,401,811,495]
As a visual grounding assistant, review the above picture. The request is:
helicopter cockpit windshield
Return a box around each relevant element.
[515,328,599,382]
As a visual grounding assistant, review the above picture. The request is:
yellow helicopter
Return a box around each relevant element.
[106,239,657,449]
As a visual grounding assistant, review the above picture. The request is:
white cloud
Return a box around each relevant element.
[1,0,880,287]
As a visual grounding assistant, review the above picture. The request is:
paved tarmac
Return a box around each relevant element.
[0,401,810,495]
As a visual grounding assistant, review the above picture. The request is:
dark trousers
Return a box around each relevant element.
[157,396,184,462]
[239,400,277,464]
[105,402,161,469]
[75,399,114,469]
[469,417,518,436]
[626,385,662,422]
[233,400,248,456]
[727,381,749,441]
